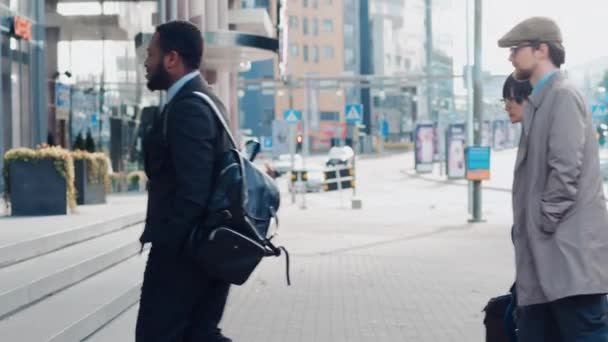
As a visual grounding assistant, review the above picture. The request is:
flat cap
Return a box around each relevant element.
[498,17,562,48]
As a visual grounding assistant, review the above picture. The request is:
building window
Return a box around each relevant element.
[313,46,319,63]
[325,0,333,4]
[404,58,411,70]
[312,0,318,8]
[386,54,392,66]
[321,111,339,121]
[303,17,308,35]
[303,0,308,7]
[303,45,309,62]
[323,19,333,33]
[312,18,318,36]
[289,16,299,29]
[345,48,355,66]
[344,23,354,37]
[290,43,299,56]
[323,46,334,59]
[396,56,402,67]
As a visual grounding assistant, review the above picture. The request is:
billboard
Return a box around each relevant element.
[415,123,435,173]
[446,123,466,179]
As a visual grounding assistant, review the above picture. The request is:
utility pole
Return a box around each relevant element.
[425,0,433,122]
[471,0,483,222]
[465,0,474,216]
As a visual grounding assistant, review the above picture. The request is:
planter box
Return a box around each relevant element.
[9,159,67,216]
[74,160,107,205]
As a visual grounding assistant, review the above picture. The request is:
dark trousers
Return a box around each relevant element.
[517,294,608,342]
[135,246,231,342]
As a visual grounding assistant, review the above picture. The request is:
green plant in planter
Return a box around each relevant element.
[71,150,111,193]
[85,130,96,153]
[127,170,147,191]
[3,145,77,211]
[73,133,85,151]
[109,172,122,193]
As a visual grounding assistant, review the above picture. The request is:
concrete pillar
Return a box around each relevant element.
[189,0,205,31]
[205,0,218,31]
[168,0,177,20]
[218,0,229,30]
[35,0,48,146]
[157,0,166,24]
[177,0,189,20]
[45,27,60,146]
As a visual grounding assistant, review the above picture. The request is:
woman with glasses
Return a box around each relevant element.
[502,73,533,124]
[491,74,560,342]
[484,74,534,342]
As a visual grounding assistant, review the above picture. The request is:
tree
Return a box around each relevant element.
[73,132,85,151]
[85,130,96,153]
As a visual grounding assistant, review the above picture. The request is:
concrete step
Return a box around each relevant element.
[0,224,144,318]
[0,253,147,342]
[84,304,139,342]
[0,211,145,268]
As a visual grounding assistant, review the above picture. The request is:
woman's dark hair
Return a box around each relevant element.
[502,74,533,104]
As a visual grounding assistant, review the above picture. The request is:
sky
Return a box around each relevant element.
[448,0,608,74]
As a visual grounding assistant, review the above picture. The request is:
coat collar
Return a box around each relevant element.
[514,70,566,173]
[528,70,565,111]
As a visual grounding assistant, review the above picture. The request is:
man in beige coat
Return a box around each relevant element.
[499,17,608,341]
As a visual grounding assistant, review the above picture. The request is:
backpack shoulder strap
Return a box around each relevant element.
[161,92,237,149]
[192,91,237,149]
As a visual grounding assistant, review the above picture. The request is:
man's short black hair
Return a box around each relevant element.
[156,21,203,70]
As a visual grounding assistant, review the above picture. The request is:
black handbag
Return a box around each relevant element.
[185,91,290,286]
[483,293,512,342]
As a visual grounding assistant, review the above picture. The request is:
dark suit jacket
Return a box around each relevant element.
[140,75,231,254]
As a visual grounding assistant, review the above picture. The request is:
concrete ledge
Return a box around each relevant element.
[0,237,141,318]
[0,212,145,268]
[49,283,142,342]
[0,254,146,341]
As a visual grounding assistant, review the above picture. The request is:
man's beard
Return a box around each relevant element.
[146,62,172,91]
[514,67,533,81]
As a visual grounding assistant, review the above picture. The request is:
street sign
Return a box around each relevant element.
[345,103,363,124]
[465,146,491,181]
[284,109,301,124]
[272,120,289,157]
[261,136,273,150]
[55,83,71,121]
[592,104,607,119]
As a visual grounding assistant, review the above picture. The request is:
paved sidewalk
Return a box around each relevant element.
[219,153,516,342]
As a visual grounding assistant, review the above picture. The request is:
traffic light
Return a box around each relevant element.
[296,134,303,153]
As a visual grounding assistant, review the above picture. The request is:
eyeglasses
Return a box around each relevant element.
[509,43,537,55]
[501,97,525,105]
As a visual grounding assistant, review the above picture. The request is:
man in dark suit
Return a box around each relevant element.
[135,21,232,342]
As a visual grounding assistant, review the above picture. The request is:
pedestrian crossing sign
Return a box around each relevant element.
[345,104,363,124]
[284,109,301,124]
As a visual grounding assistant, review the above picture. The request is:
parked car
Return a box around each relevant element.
[273,154,303,175]
[325,146,354,167]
